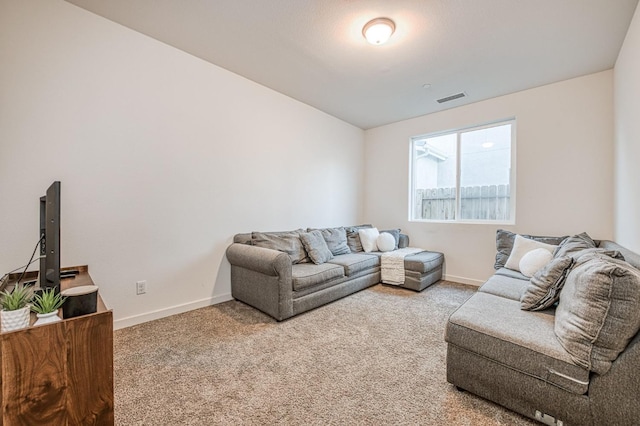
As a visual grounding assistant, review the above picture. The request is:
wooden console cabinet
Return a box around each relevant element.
[0,266,113,425]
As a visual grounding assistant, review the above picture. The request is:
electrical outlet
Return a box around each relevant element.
[136,280,147,295]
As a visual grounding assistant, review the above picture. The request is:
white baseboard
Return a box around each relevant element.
[113,293,233,330]
[444,274,484,287]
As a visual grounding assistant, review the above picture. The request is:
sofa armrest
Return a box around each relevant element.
[226,243,294,320]
[226,243,291,277]
[399,233,409,248]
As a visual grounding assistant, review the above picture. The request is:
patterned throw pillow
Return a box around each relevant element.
[520,256,575,311]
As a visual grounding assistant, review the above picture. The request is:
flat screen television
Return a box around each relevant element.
[39,181,61,292]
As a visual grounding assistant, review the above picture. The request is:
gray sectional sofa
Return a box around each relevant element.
[445,231,640,425]
[226,226,444,321]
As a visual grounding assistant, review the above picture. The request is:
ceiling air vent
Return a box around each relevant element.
[437,92,467,104]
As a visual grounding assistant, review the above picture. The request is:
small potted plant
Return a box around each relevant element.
[0,284,32,332]
[31,288,66,326]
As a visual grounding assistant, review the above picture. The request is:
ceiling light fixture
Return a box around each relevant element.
[362,18,395,45]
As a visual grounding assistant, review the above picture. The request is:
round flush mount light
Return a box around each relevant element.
[362,17,395,45]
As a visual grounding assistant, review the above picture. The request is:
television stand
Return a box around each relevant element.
[0,265,114,424]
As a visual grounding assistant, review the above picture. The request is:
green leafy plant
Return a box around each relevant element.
[0,284,32,311]
[30,288,66,315]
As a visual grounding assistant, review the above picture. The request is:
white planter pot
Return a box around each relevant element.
[1,306,31,332]
[34,310,62,326]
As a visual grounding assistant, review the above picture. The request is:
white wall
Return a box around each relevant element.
[0,0,364,328]
[364,71,614,284]
[614,4,640,254]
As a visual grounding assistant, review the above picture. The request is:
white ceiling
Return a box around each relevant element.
[66,0,638,130]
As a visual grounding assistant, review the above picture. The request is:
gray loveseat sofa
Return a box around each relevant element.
[445,230,640,425]
[226,226,444,321]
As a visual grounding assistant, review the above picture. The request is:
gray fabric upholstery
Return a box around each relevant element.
[494,229,567,270]
[326,253,379,276]
[228,227,437,321]
[380,229,400,250]
[520,256,574,311]
[404,251,444,273]
[251,229,309,264]
[312,227,350,256]
[493,267,529,280]
[344,224,372,252]
[300,230,333,264]
[553,232,597,259]
[291,263,344,291]
[447,292,590,394]
[398,233,409,249]
[478,273,529,301]
[448,238,640,426]
[555,252,640,374]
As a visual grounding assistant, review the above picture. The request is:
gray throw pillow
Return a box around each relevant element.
[251,230,309,264]
[300,230,333,265]
[345,225,372,253]
[314,227,350,256]
[520,256,574,311]
[553,232,597,259]
[555,252,640,374]
[495,229,567,270]
[380,229,401,250]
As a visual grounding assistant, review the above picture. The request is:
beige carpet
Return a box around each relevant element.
[114,281,536,425]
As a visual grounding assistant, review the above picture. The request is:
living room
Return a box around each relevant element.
[1,0,639,424]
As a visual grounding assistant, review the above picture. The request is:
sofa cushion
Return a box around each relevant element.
[300,230,333,265]
[555,252,640,374]
[504,235,556,272]
[478,272,530,301]
[446,292,590,395]
[495,229,567,270]
[316,227,351,256]
[291,263,344,291]
[345,225,372,253]
[358,228,380,252]
[376,233,396,252]
[519,248,553,278]
[404,251,444,274]
[520,256,575,311]
[380,229,401,250]
[326,253,379,277]
[553,232,597,259]
[251,230,309,264]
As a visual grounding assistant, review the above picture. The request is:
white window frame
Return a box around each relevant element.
[409,118,516,224]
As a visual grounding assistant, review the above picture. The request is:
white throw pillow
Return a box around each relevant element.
[519,248,553,278]
[505,234,557,272]
[358,228,380,253]
[377,232,396,252]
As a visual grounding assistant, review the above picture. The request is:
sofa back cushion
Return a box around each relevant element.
[553,232,597,258]
[555,252,640,374]
[345,225,372,253]
[310,227,350,256]
[300,230,334,265]
[251,230,309,264]
[495,229,567,270]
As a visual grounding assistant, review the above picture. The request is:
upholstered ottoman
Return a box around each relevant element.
[401,251,445,291]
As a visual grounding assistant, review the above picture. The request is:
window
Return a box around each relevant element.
[410,119,515,223]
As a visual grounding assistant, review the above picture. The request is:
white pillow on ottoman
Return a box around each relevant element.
[358,228,380,252]
[377,232,396,252]
[519,248,553,278]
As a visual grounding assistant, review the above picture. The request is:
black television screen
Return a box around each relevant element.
[39,181,61,291]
